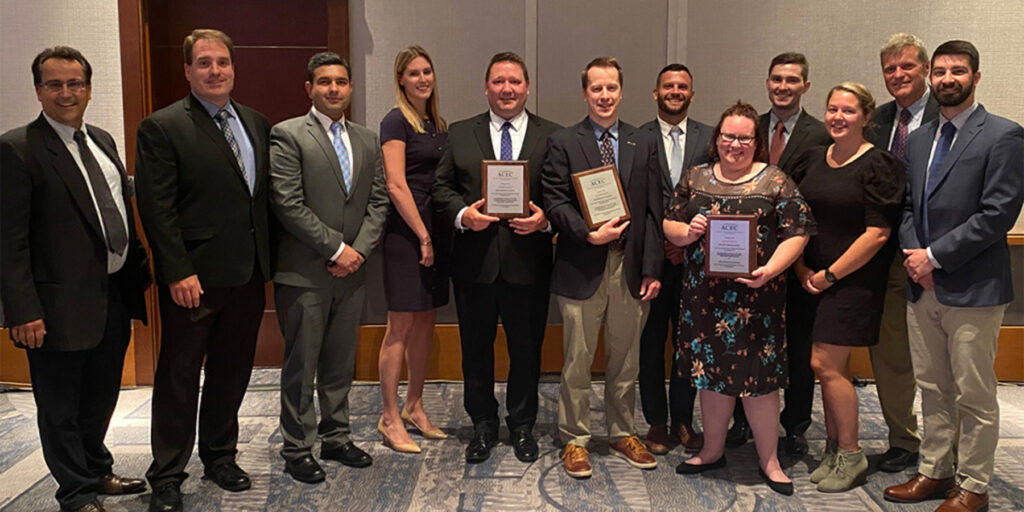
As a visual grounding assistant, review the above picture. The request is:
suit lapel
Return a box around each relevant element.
[87,126,130,191]
[519,112,543,161]
[36,117,104,239]
[928,106,986,198]
[683,119,703,170]
[876,103,896,149]
[186,96,249,191]
[779,110,811,169]
[576,118,603,170]
[344,122,374,201]
[618,123,636,186]
[305,113,348,196]
[474,113,496,160]
[910,121,937,213]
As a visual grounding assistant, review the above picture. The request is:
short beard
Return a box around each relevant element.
[932,81,973,107]
[657,94,689,117]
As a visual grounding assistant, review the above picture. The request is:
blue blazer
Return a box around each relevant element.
[899,104,1024,307]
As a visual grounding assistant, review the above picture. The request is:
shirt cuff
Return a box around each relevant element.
[330,241,347,262]
[925,247,942,269]
[455,206,468,231]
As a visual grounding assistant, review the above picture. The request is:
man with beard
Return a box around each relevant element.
[636,64,711,455]
[884,40,1023,512]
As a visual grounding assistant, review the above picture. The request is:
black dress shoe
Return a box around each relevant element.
[465,427,498,464]
[878,447,919,473]
[69,500,105,512]
[148,482,182,512]
[285,454,326,483]
[725,422,751,448]
[758,467,795,496]
[510,427,538,463]
[785,432,809,456]
[321,441,373,468]
[100,473,147,495]
[675,455,727,475]
[203,461,251,492]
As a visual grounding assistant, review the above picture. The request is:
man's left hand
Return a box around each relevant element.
[639,276,661,301]
[509,202,549,235]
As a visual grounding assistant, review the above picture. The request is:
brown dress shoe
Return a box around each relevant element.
[70,500,105,512]
[610,435,657,469]
[936,488,989,512]
[883,473,956,503]
[99,473,146,495]
[674,424,704,453]
[644,425,675,455]
[561,444,592,478]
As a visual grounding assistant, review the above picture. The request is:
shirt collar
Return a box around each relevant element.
[42,111,82,144]
[592,119,619,141]
[657,116,687,138]
[769,108,801,135]
[489,109,528,133]
[939,101,978,132]
[897,87,930,118]
[311,106,347,133]
[192,92,238,120]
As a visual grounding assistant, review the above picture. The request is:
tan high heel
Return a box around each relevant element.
[401,409,448,439]
[378,418,421,453]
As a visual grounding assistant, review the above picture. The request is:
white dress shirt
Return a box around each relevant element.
[887,88,931,149]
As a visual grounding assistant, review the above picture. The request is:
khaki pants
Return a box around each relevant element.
[907,290,1005,494]
[557,248,649,447]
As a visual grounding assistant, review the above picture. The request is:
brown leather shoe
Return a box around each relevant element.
[674,424,704,453]
[883,473,956,503]
[561,444,592,478]
[644,425,675,455]
[610,435,657,469]
[69,500,105,512]
[99,473,146,495]
[936,488,990,512]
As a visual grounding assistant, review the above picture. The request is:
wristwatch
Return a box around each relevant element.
[824,268,838,284]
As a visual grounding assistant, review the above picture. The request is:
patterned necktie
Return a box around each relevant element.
[669,125,684,187]
[890,108,912,161]
[769,120,786,166]
[215,109,252,193]
[923,122,957,242]
[600,130,615,166]
[73,130,128,255]
[331,122,352,193]
[500,121,513,160]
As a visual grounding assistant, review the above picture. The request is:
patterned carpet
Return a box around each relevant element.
[2,370,1024,511]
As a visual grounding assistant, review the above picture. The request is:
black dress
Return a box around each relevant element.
[379,108,450,311]
[668,164,815,397]
[793,146,905,347]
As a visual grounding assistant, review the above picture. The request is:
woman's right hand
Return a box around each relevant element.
[419,239,434,267]
[685,214,708,245]
[793,261,821,294]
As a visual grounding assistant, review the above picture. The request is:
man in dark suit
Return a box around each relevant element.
[270,52,388,483]
[1,46,150,512]
[866,33,940,474]
[542,57,663,478]
[135,29,271,512]
[884,40,1023,512]
[727,52,831,456]
[636,63,711,455]
[433,52,560,465]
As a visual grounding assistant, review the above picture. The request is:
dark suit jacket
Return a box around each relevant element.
[868,95,940,149]
[1,114,149,351]
[638,117,713,209]
[541,118,663,300]
[899,105,1024,307]
[269,112,389,289]
[433,111,561,286]
[759,109,831,174]
[135,94,271,287]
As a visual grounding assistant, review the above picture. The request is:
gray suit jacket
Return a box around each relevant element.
[638,117,713,209]
[269,111,389,289]
[899,104,1024,307]
[868,95,940,150]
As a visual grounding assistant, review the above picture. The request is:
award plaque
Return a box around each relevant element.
[481,160,529,218]
[704,214,757,278]
[571,165,631,230]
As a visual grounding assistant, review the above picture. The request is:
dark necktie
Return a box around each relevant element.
[769,120,786,166]
[73,130,128,256]
[600,130,615,166]
[890,108,912,161]
[500,121,513,160]
[215,109,252,193]
[923,122,957,242]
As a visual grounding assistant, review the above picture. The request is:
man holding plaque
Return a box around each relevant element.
[433,52,561,464]
[541,56,664,478]
[637,63,713,455]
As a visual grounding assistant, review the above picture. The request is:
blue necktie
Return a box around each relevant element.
[500,121,513,160]
[215,109,252,193]
[923,122,957,242]
[331,122,352,193]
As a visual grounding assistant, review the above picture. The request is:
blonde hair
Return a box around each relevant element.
[827,82,876,119]
[393,46,447,134]
[880,33,928,67]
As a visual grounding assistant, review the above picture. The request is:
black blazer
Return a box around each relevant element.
[135,94,272,287]
[638,117,713,209]
[433,111,561,286]
[541,118,663,300]
[759,109,832,174]
[868,95,940,150]
[1,115,149,351]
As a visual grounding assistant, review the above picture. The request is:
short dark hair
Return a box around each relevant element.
[183,28,234,65]
[655,63,692,87]
[307,52,351,83]
[768,52,809,81]
[32,46,92,85]
[486,52,529,83]
[707,101,769,163]
[581,56,622,89]
[931,40,979,73]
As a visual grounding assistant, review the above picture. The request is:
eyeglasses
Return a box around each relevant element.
[719,133,755,145]
[38,79,88,93]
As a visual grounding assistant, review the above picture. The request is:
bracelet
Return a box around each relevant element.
[420,238,432,246]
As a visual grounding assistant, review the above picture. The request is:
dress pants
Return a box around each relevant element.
[455,276,549,431]
[869,254,920,452]
[276,276,364,461]
[27,282,130,511]
[147,274,264,486]
[907,290,1005,494]
[557,248,649,447]
[638,260,696,429]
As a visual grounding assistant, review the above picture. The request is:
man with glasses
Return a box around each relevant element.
[1,46,151,512]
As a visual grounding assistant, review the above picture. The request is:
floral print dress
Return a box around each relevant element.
[667,163,814,397]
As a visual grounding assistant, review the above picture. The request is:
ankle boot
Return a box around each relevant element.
[810,438,838,484]
[817,447,868,493]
